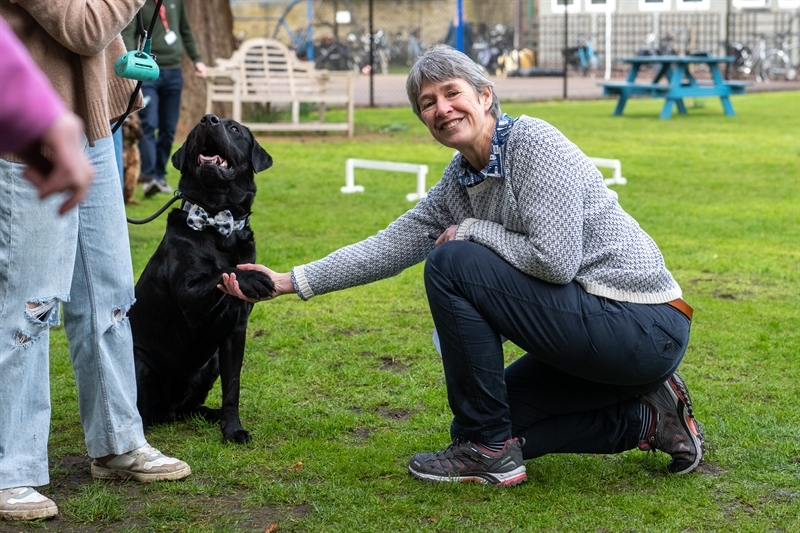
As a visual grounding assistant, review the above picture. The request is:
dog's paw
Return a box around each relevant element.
[234,269,275,300]
[223,428,252,444]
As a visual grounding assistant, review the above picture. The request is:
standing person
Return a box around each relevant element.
[0,17,93,214]
[444,14,474,60]
[0,2,191,522]
[218,45,705,487]
[122,0,207,197]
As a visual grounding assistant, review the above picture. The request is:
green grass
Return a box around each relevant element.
[30,91,800,532]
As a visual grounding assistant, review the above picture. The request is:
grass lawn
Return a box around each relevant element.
[23,91,800,532]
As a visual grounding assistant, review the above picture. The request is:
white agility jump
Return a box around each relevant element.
[590,157,627,186]
[341,158,429,202]
[341,156,624,203]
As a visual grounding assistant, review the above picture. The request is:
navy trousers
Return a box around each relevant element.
[139,68,183,181]
[423,241,691,460]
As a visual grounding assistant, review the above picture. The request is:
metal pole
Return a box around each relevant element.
[605,11,612,80]
[307,0,314,61]
[369,0,374,107]
[724,0,731,80]
[563,5,568,100]
[456,0,464,52]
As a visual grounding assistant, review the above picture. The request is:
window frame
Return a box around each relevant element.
[638,0,672,13]
[551,0,582,14]
[585,0,617,13]
[676,0,710,11]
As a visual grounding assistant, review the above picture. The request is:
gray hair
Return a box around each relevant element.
[406,44,501,121]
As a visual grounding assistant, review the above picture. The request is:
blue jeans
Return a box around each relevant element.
[113,126,124,187]
[139,68,183,181]
[0,136,145,490]
[424,241,691,460]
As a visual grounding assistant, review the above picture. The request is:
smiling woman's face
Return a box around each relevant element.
[417,77,493,154]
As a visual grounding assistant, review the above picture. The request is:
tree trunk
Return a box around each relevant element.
[177,0,237,139]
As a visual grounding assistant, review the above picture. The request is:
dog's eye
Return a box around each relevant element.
[228,125,239,133]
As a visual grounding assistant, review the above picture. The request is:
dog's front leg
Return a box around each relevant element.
[218,330,251,444]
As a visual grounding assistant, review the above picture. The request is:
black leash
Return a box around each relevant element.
[111,1,164,135]
[126,190,183,224]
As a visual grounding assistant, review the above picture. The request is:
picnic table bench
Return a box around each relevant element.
[205,38,356,137]
[599,55,747,119]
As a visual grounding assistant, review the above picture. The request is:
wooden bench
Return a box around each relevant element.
[205,38,356,137]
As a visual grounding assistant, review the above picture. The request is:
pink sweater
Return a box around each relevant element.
[0,17,65,154]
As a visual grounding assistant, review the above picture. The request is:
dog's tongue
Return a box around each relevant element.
[197,154,228,168]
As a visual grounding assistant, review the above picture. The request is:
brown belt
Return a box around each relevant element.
[667,298,693,320]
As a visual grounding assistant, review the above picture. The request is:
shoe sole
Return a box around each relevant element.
[408,464,527,487]
[0,504,58,521]
[90,462,192,483]
[665,374,704,474]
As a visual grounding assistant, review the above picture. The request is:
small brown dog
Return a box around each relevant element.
[122,112,143,204]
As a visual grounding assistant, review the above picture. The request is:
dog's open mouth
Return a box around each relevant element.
[197,154,229,169]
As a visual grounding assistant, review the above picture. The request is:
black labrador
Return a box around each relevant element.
[130,114,274,443]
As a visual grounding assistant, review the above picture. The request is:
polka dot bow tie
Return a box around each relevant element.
[184,203,246,237]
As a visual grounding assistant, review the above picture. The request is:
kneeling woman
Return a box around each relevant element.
[218,44,704,487]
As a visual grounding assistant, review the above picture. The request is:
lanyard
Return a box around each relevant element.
[154,0,170,32]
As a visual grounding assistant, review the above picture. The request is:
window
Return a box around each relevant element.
[676,0,710,10]
[585,0,617,12]
[732,0,769,8]
[551,0,581,14]
[777,0,800,8]
[639,0,671,12]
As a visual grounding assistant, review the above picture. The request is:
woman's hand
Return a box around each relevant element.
[217,264,294,303]
[431,225,459,246]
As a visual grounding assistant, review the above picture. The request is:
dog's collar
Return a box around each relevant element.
[181,200,250,236]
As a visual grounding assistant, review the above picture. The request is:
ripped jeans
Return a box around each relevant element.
[0,136,145,490]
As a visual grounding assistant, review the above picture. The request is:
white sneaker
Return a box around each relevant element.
[0,487,58,521]
[143,178,173,197]
[91,443,191,483]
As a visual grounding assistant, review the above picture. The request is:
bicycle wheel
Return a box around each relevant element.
[760,51,792,82]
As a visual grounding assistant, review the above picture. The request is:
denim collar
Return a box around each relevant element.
[456,114,516,187]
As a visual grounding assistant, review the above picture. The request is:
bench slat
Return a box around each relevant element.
[206,38,354,137]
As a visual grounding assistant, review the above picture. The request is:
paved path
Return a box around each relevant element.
[353,72,799,108]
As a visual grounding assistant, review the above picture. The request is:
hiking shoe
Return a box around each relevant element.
[639,373,705,474]
[408,437,527,487]
[143,178,173,197]
[0,487,58,521]
[91,443,191,482]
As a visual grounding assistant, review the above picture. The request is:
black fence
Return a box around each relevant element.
[230,1,799,106]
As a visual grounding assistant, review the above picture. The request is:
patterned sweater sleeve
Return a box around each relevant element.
[292,173,469,300]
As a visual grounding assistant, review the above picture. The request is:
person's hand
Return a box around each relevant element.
[217,264,294,303]
[17,111,94,215]
[431,224,459,246]
[194,61,207,78]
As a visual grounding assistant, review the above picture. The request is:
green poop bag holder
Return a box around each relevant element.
[115,34,159,82]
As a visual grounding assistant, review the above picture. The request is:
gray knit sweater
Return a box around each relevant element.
[293,116,681,305]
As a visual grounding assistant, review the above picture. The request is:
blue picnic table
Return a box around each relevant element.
[599,55,747,119]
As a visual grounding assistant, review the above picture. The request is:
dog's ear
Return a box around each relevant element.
[251,142,273,173]
[172,143,187,171]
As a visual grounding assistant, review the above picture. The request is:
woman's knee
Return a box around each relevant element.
[424,240,481,281]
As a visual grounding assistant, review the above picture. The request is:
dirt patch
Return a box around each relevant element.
[0,456,310,533]
[376,406,413,421]
[377,356,408,373]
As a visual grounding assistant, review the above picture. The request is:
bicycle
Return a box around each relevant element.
[726,34,771,83]
[564,35,599,77]
[761,32,798,82]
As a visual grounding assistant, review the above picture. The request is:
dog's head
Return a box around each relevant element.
[122,112,143,143]
[171,115,272,193]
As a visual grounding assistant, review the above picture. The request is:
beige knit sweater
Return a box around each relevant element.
[0,0,146,150]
